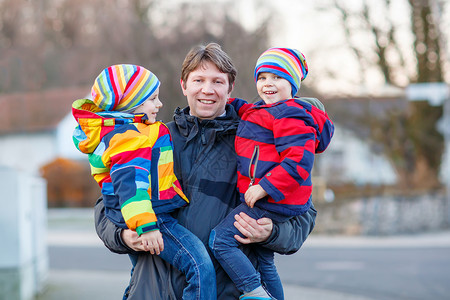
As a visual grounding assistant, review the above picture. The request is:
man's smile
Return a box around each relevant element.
[199,99,215,104]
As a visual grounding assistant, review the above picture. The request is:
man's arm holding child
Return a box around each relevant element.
[234,205,317,255]
[94,198,139,254]
[96,196,317,256]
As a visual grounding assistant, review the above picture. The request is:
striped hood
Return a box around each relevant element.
[72,98,149,155]
[92,64,160,112]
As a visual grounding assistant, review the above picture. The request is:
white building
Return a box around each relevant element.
[315,126,397,186]
[0,87,88,175]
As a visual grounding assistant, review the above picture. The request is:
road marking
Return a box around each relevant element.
[315,261,365,271]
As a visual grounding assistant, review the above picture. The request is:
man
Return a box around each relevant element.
[94,43,317,299]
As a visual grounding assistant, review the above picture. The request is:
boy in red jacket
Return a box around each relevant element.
[209,48,335,300]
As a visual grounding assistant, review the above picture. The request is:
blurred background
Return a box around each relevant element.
[0,0,450,299]
[1,0,448,234]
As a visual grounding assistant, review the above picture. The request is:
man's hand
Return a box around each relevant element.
[244,184,267,208]
[139,230,164,255]
[233,212,273,244]
[121,229,147,251]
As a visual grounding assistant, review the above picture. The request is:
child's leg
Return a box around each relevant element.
[255,247,284,300]
[157,213,216,300]
[209,204,268,296]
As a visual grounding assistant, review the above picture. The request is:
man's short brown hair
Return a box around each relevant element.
[181,43,237,93]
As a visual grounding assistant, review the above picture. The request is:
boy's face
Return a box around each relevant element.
[180,60,232,120]
[256,72,292,104]
[134,87,162,123]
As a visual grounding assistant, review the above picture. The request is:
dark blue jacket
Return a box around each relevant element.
[94,104,317,299]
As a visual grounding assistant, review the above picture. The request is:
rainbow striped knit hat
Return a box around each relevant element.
[92,64,160,112]
[254,48,308,96]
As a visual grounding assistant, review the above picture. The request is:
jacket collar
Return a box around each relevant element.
[173,104,239,138]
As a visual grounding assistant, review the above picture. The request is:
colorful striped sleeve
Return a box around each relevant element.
[104,125,158,235]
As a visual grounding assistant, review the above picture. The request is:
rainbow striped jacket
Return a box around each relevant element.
[72,99,188,235]
[229,97,334,216]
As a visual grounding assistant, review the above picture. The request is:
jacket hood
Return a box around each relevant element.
[253,98,334,153]
[72,98,148,154]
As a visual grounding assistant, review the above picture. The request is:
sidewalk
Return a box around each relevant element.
[304,230,450,249]
[46,208,450,248]
[40,208,450,299]
[41,269,374,300]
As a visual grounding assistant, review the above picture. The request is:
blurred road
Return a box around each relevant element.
[39,208,450,300]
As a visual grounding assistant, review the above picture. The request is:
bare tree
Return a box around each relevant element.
[317,0,448,190]
[0,0,270,117]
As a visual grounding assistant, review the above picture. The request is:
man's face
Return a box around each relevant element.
[181,60,232,120]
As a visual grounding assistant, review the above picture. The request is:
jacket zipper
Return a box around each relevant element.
[248,145,259,187]
[201,127,206,145]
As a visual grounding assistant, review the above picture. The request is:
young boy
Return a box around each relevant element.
[209,48,335,300]
[72,64,216,300]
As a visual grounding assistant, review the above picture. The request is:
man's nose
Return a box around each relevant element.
[201,82,214,94]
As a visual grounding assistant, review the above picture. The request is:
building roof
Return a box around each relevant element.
[0,86,89,135]
[321,95,408,138]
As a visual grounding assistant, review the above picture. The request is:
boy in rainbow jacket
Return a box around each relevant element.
[72,64,215,300]
[209,48,335,300]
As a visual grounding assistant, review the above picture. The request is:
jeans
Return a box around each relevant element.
[125,213,216,300]
[209,204,290,300]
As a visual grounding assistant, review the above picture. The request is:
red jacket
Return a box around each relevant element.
[230,97,334,216]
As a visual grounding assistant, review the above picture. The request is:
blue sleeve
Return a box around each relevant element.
[227,97,254,117]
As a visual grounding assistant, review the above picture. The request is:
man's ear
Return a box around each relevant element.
[228,82,235,97]
[180,79,187,96]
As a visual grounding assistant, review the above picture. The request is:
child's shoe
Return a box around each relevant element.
[239,285,276,300]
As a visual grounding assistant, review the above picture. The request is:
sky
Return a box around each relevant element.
[161,0,410,95]
[229,0,448,96]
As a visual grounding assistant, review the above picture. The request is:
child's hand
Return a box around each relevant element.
[139,230,164,255]
[245,184,268,208]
